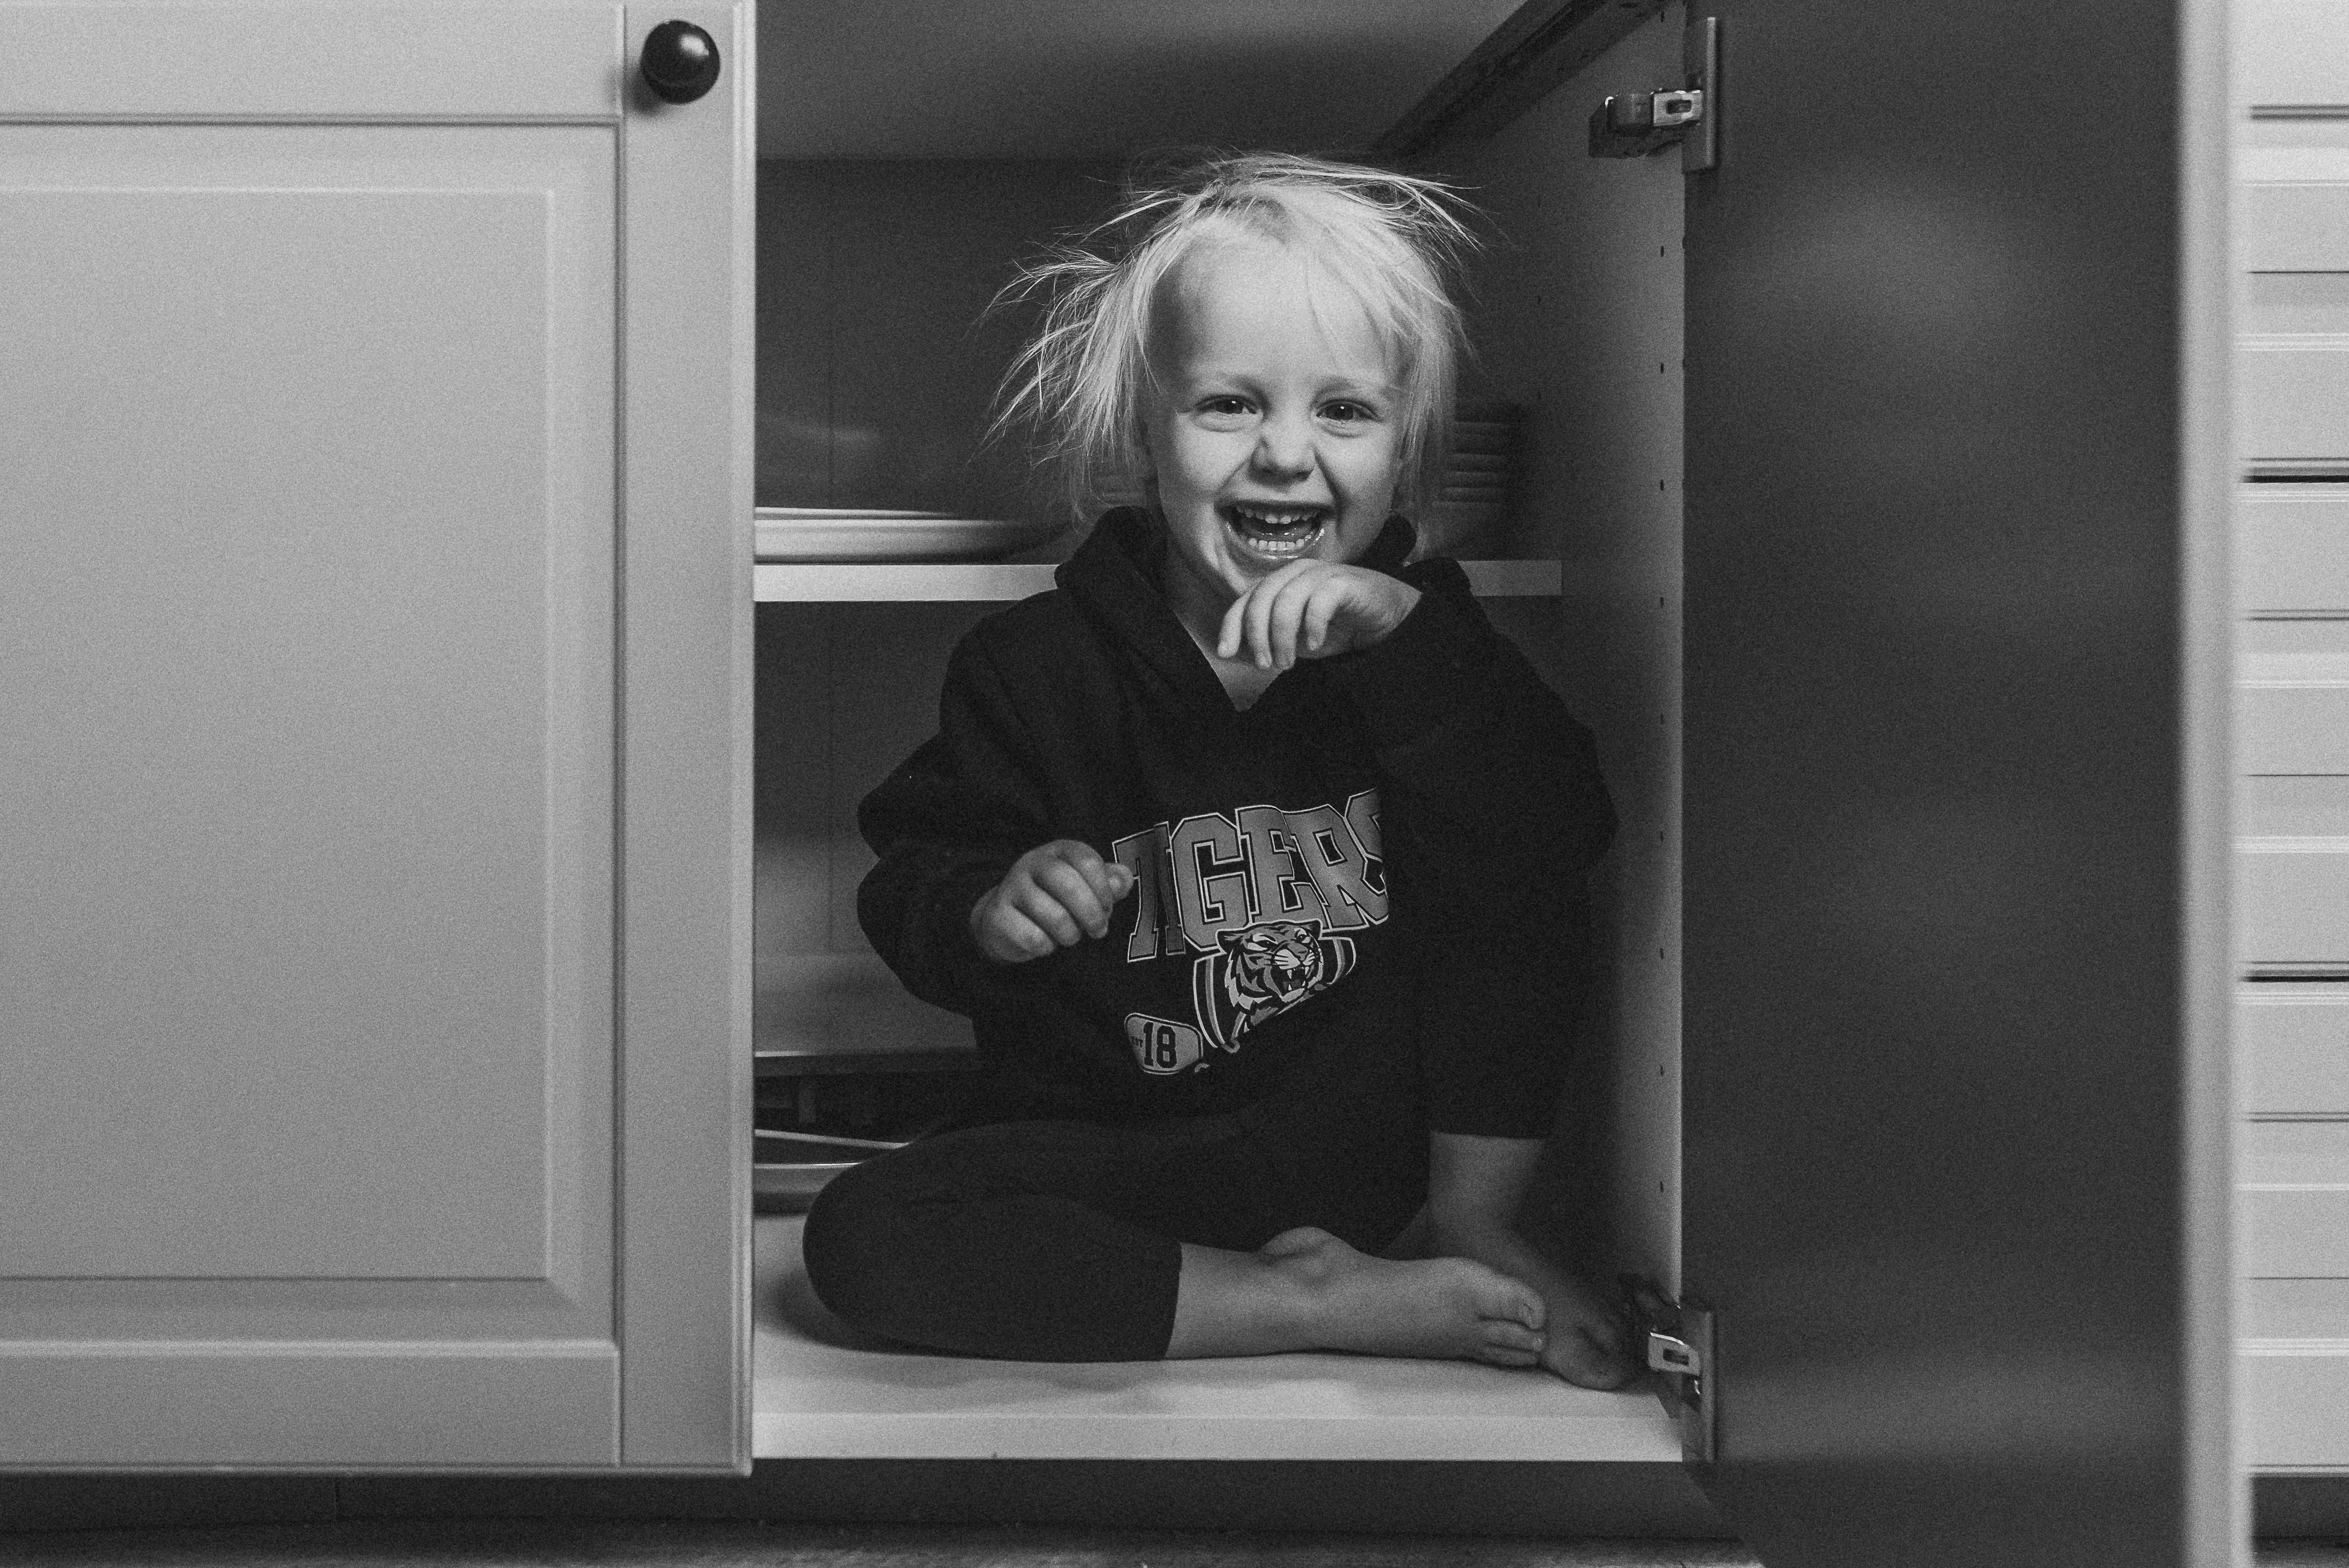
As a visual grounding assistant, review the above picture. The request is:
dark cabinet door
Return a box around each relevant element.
[1678,3,2236,1563]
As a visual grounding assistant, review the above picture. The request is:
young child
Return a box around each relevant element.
[802,152,1633,1389]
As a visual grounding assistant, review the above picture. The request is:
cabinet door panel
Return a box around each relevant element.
[0,0,750,1471]
[0,121,618,1461]
[1679,0,2234,1559]
[0,3,618,119]
[2,128,614,1288]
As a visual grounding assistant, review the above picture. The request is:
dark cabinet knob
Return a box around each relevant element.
[641,20,721,104]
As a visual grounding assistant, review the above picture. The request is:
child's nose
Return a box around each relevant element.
[1249,414,1317,480]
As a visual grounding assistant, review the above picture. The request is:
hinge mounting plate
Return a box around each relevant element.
[1620,1274,1717,1467]
[1585,14,1719,172]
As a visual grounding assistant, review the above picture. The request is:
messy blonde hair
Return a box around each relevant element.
[991,151,1481,528]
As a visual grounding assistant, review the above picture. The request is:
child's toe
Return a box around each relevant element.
[1460,1268,1546,1331]
[1544,1327,1640,1390]
[1480,1317,1546,1356]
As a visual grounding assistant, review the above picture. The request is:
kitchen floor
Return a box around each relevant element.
[0,1522,1757,1566]
[0,1521,2334,1566]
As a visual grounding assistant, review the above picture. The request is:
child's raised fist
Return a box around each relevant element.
[970,840,1136,964]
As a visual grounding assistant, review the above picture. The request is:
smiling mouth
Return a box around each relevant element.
[1221,502,1329,558]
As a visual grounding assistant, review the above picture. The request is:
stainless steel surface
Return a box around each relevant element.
[1589,89,1706,158]
[1646,1333,1699,1376]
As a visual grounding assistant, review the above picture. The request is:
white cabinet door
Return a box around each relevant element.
[0,1,751,1469]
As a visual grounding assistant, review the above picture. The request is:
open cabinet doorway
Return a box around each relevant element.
[746,3,2239,1564]
[747,0,1690,1475]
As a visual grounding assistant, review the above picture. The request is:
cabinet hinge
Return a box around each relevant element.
[1587,14,1720,173]
[1619,1274,1716,1467]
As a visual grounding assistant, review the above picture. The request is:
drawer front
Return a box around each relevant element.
[2242,159,2349,473]
[2240,841,2349,966]
[2243,345,2349,466]
[2247,183,2349,272]
[2240,489,2349,614]
[2239,629,2349,970]
[2245,1122,2349,1277]
[2240,680,2349,773]
[2243,1344,2349,1469]
[2240,0,2349,109]
[2242,985,2349,1114]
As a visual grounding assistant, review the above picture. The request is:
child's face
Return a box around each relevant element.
[1142,241,1404,621]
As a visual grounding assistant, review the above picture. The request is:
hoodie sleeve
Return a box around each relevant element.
[856,629,1056,1017]
[1318,560,1617,1138]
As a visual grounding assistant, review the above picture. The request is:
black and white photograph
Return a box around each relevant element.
[0,0,2297,1563]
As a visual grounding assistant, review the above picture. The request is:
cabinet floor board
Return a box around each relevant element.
[753,1219,1677,1464]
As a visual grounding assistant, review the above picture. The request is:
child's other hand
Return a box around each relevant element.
[970,840,1136,964]
[1217,561,1421,671]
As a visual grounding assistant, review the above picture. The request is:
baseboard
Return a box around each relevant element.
[0,1461,1731,1539]
[345,1460,1731,1537]
[0,1475,338,1535]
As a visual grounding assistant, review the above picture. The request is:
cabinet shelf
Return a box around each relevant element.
[754,559,1563,603]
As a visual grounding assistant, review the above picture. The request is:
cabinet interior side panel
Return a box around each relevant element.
[752,602,1003,1064]
[756,603,833,960]
[1434,8,1686,1292]
[752,602,997,966]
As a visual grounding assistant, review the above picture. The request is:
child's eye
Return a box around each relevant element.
[1319,401,1378,425]
[1197,396,1254,419]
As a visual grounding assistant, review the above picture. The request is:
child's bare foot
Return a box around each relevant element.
[1529,1269,1640,1390]
[1258,1226,1549,1368]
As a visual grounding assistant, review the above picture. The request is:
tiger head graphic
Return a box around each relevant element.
[1188,920,1359,1054]
[1218,921,1327,1009]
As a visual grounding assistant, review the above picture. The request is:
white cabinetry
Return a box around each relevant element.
[0,0,752,1469]
[2236,0,2349,1475]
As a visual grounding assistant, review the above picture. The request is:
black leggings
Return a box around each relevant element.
[800,1089,1429,1362]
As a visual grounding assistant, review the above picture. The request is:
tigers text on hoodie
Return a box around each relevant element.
[856,508,1617,1139]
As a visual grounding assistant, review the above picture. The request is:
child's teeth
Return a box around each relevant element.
[1234,506,1320,529]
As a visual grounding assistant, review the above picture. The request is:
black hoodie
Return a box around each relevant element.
[857,508,1616,1139]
